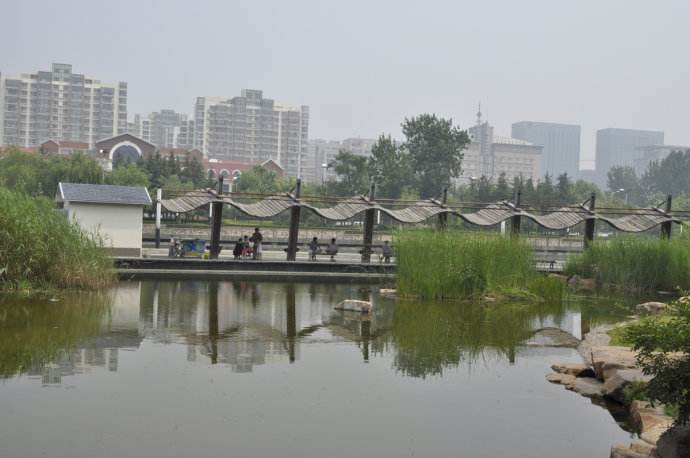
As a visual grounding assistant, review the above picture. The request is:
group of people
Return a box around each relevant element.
[308,237,339,261]
[233,227,263,260]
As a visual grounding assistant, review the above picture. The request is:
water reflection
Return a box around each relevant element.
[0,280,633,385]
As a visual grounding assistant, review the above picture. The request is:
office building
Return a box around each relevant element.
[192,89,309,178]
[511,121,580,177]
[0,63,127,148]
[595,128,664,182]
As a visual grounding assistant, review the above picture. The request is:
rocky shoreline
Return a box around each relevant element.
[545,302,688,458]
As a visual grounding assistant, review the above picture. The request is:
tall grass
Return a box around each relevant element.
[565,236,690,293]
[0,186,113,289]
[395,230,538,300]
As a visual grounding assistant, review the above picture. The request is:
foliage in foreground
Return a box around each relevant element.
[0,187,113,289]
[395,230,542,300]
[623,296,690,425]
[565,236,690,293]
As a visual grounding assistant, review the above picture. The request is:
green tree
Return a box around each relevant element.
[329,150,369,196]
[180,156,207,188]
[607,165,644,205]
[555,173,574,207]
[572,179,601,203]
[624,296,690,425]
[495,173,511,201]
[368,135,414,199]
[642,149,690,197]
[235,166,278,194]
[106,164,150,187]
[402,114,470,198]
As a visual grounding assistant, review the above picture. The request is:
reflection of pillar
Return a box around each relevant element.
[361,320,371,363]
[108,348,118,372]
[286,284,296,363]
[508,346,515,365]
[209,281,219,364]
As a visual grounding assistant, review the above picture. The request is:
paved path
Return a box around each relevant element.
[142,248,394,264]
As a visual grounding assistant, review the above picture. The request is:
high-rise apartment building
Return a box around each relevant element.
[307,138,376,184]
[511,121,581,177]
[596,128,664,174]
[0,63,127,148]
[131,109,189,148]
[193,89,309,177]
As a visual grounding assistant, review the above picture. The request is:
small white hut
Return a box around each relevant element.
[56,182,151,257]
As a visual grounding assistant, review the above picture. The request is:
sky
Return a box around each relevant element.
[2,0,689,168]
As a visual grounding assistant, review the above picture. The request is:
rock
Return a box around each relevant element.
[334,299,372,313]
[655,424,690,458]
[636,302,667,316]
[611,443,653,458]
[551,362,595,377]
[578,326,614,361]
[566,376,604,398]
[548,273,568,284]
[631,441,656,455]
[603,369,653,404]
[528,327,581,348]
[631,401,674,445]
[568,275,597,292]
[546,372,576,386]
[379,288,396,296]
[588,345,638,381]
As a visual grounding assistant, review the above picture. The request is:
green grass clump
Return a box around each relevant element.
[0,186,114,289]
[565,236,690,293]
[395,230,537,300]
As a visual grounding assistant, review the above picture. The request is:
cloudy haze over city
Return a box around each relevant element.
[1,0,689,168]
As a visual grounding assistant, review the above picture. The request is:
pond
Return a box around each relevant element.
[0,280,636,458]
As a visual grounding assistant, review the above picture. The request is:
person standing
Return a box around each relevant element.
[308,237,319,261]
[381,240,393,264]
[250,227,263,260]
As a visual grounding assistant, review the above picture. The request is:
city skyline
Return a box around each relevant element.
[2,0,688,168]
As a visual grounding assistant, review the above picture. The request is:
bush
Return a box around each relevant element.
[565,236,690,293]
[395,230,537,300]
[624,295,690,425]
[0,187,113,289]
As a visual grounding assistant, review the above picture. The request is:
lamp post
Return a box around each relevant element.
[613,188,629,204]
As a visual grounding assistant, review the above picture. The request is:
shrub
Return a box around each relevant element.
[0,186,113,289]
[624,295,690,425]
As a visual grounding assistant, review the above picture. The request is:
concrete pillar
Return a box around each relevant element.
[361,182,376,263]
[209,176,224,259]
[438,187,448,230]
[511,189,522,237]
[584,192,596,248]
[155,188,162,248]
[661,194,673,239]
[286,179,302,261]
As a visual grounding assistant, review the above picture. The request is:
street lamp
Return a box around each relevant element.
[321,161,334,185]
[613,188,629,204]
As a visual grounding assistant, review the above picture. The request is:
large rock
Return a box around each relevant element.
[528,327,580,348]
[551,362,595,377]
[578,325,614,361]
[631,401,674,445]
[636,302,667,316]
[546,372,576,386]
[654,425,690,458]
[568,275,597,292]
[566,376,604,398]
[587,345,638,381]
[603,368,653,404]
[611,442,654,457]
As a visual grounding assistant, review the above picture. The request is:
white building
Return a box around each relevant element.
[0,63,128,148]
[307,137,376,184]
[460,111,542,184]
[56,183,151,257]
[192,89,309,178]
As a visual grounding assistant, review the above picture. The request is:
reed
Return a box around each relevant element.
[394,230,537,300]
[0,186,114,289]
[565,236,690,293]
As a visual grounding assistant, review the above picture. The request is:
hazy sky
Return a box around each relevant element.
[2,0,689,167]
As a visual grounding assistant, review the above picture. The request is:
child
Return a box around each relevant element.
[233,237,243,259]
[382,240,393,264]
[326,238,338,262]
